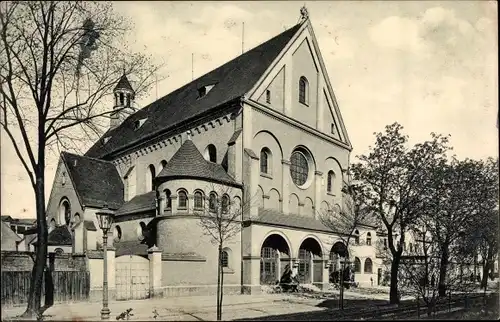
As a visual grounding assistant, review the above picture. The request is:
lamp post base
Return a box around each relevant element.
[101,307,111,320]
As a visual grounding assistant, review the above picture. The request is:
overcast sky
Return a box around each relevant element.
[1,1,497,218]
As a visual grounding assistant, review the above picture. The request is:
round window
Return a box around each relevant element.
[290,151,309,186]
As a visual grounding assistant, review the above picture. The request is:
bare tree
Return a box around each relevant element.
[352,123,451,304]
[0,1,161,317]
[196,183,254,321]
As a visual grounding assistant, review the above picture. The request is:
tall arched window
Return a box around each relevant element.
[221,250,229,268]
[260,148,271,174]
[204,144,217,163]
[354,229,360,245]
[364,258,373,273]
[354,257,361,273]
[299,76,309,105]
[409,243,413,253]
[194,191,204,209]
[209,192,217,212]
[59,199,71,226]
[147,164,156,191]
[113,225,122,242]
[221,194,230,213]
[164,189,172,210]
[327,170,335,193]
[366,232,372,246]
[177,191,187,209]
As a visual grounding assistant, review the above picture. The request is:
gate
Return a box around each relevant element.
[115,255,150,300]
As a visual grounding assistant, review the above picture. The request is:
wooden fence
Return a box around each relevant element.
[1,270,90,306]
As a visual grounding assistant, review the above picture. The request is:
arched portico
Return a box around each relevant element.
[297,237,323,284]
[329,241,349,284]
[260,234,291,285]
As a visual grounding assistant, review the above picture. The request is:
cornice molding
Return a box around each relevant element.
[243,98,352,152]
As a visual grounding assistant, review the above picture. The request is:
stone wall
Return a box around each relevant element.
[0,251,87,272]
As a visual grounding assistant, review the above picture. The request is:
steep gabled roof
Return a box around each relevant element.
[61,152,124,210]
[85,23,303,158]
[157,139,239,186]
[33,225,72,246]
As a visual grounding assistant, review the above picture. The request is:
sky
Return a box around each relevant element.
[1,1,498,219]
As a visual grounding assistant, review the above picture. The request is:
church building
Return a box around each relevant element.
[43,10,382,298]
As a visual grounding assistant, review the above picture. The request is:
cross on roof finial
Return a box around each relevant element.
[300,5,309,20]
[187,130,192,140]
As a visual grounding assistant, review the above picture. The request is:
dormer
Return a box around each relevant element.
[197,84,216,99]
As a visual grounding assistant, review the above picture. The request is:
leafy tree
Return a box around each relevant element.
[352,123,451,304]
[0,1,160,317]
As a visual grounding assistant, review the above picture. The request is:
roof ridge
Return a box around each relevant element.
[62,151,115,165]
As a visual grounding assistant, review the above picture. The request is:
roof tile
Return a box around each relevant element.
[157,139,239,186]
[85,24,302,158]
[62,152,124,210]
[115,191,156,216]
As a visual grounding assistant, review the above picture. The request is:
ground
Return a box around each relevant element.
[1,285,497,321]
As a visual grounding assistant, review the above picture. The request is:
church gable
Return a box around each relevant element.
[257,66,285,113]
[248,18,352,149]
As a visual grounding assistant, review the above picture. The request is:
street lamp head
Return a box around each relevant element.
[96,208,114,233]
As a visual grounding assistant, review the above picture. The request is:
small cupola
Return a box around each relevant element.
[110,72,136,130]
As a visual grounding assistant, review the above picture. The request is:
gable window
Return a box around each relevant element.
[119,93,124,105]
[113,225,122,242]
[331,123,336,135]
[194,191,204,210]
[178,191,187,209]
[366,232,372,246]
[290,150,309,187]
[209,192,217,213]
[299,76,309,105]
[327,170,335,193]
[221,195,230,213]
[59,199,71,226]
[204,144,217,163]
[265,90,271,104]
[160,160,167,170]
[260,148,272,174]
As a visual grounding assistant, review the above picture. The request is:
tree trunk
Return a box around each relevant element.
[220,252,225,320]
[438,248,449,297]
[216,244,222,321]
[23,174,48,318]
[389,254,401,304]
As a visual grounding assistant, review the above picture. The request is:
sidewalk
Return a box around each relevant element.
[1,293,300,321]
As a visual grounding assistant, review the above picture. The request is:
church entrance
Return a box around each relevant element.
[260,234,291,285]
[115,255,150,300]
[297,238,322,284]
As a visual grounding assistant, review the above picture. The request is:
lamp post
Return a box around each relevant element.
[96,205,114,320]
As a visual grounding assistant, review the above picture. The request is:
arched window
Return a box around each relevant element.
[164,189,172,210]
[113,225,122,242]
[221,194,230,213]
[327,171,335,193]
[209,192,217,212]
[299,76,309,105]
[59,199,71,226]
[147,164,156,192]
[354,257,361,273]
[50,219,56,230]
[204,144,217,163]
[290,150,309,186]
[409,243,413,253]
[54,248,64,255]
[194,191,204,209]
[260,148,271,174]
[221,250,229,268]
[73,213,81,225]
[160,160,167,170]
[383,238,387,249]
[364,258,373,273]
[366,232,372,246]
[354,229,360,245]
[178,191,187,209]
